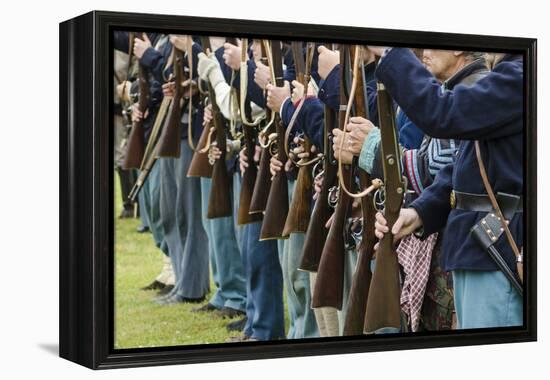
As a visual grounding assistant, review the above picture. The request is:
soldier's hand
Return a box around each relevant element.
[162,81,175,97]
[270,156,283,177]
[131,103,148,122]
[203,104,213,126]
[313,172,323,201]
[317,46,339,80]
[374,208,423,246]
[223,42,242,71]
[291,80,305,103]
[345,116,375,155]
[266,81,290,113]
[169,35,191,52]
[332,128,354,164]
[239,147,249,174]
[134,33,152,60]
[210,145,222,161]
[254,60,271,90]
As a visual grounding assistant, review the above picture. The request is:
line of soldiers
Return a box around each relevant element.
[114,31,524,342]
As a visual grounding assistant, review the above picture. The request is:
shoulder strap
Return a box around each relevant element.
[475,140,523,283]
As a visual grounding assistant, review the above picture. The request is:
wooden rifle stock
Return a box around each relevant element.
[156,47,184,158]
[260,41,289,240]
[299,105,337,272]
[187,121,213,177]
[282,41,314,235]
[249,42,274,213]
[311,45,353,309]
[122,33,150,169]
[342,47,378,335]
[343,172,376,335]
[237,39,263,225]
[249,130,272,213]
[201,37,232,219]
[363,81,404,334]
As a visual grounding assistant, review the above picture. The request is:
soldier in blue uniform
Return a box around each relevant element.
[113,32,173,291]
[139,35,210,304]
[192,37,247,319]
[371,47,523,329]
[221,40,285,340]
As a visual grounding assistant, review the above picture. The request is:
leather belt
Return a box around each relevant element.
[451,190,522,220]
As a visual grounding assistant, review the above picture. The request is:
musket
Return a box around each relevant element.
[298,103,337,272]
[122,32,150,169]
[259,40,290,240]
[281,42,315,236]
[236,39,263,225]
[299,44,339,272]
[343,46,379,335]
[156,46,185,157]
[311,45,354,310]
[127,95,172,201]
[363,66,406,334]
[249,40,276,213]
[201,36,233,219]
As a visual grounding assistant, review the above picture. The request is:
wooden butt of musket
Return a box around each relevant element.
[206,160,232,219]
[237,167,263,225]
[122,126,145,170]
[187,126,213,178]
[282,166,313,236]
[249,148,271,213]
[310,215,346,310]
[342,247,373,336]
[299,193,331,272]
[259,172,289,241]
[363,236,401,334]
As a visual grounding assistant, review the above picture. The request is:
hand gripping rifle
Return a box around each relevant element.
[236,39,263,225]
[363,70,406,334]
[281,42,317,236]
[311,45,353,309]
[259,40,290,240]
[201,36,233,219]
[249,40,276,214]
[122,33,150,169]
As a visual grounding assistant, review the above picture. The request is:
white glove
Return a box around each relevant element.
[197,52,225,88]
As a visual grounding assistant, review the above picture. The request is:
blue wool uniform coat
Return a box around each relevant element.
[376,48,523,273]
[139,39,203,142]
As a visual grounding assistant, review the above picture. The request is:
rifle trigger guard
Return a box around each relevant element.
[374,186,386,212]
[328,186,339,208]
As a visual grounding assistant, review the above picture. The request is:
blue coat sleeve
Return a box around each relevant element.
[396,110,424,149]
[318,65,340,111]
[409,161,453,236]
[376,48,523,140]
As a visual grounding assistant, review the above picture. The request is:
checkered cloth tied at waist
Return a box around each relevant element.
[397,232,438,332]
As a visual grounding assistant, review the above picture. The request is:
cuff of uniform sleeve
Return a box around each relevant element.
[409,197,437,238]
[318,66,338,102]
[280,97,294,126]
[358,128,381,174]
[140,47,161,68]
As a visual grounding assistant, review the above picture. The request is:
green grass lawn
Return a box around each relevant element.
[115,175,242,348]
[114,172,288,348]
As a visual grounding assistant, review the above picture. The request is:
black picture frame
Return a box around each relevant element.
[59,10,537,369]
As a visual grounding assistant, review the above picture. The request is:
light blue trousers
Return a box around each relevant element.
[278,180,319,339]
[200,175,246,311]
[452,269,523,329]
[159,141,209,299]
[138,163,168,255]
